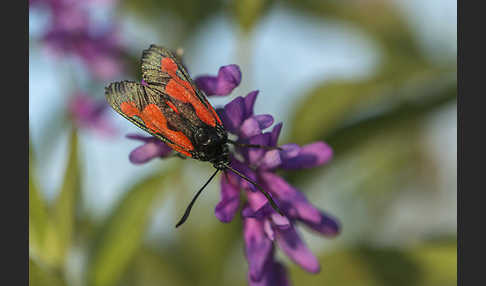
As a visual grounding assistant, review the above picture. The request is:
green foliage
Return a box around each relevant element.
[29,129,81,269]
[46,129,81,267]
[409,240,457,286]
[30,258,67,286]
[290,240,456,286]
[29,146,49,260]
[177,217,244,286]
[86,165,179,286]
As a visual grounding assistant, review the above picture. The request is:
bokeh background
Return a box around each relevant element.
[29,0,457,286]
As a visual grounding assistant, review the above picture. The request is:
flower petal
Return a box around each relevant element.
[260,172,321,224]
[244,216,273,281]
[245,133,271,165]
[214,173,241,223]
[222,96,245,133]
[300,211,341,237]
[270,213,290,229]
[281,142,333,170]
[279,143,301,159]
[254,115,274,130]
[127,134,172,164]
[263,219,275,241]
[240,117,262,139]
[128,142,169,164]
[244,90,259,117]
[275,225,320,273]
[194,64,241,96]
[246,191,271,214]
[269,123,283,147]
[259,149,281,171]
[240,114,273,138]
[249,259,290,286]
[230,158,258,192]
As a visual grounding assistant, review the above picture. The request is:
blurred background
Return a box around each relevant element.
[29,0,457,286]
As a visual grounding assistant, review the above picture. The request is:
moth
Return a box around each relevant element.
[105,45,282,227]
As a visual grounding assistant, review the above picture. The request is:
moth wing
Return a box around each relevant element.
[140,45,213,106]
[105,80,195,156]
[105,80,157,134]
[140,45,173,92]
[140,44,223,127]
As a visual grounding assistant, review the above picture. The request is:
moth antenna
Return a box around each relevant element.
[175,169,220,228]
[227,139,283,151]
[224,164,284,216]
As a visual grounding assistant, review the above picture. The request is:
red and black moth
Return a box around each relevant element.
[105,45,282,227]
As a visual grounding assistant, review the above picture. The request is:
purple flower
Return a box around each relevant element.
[212,91,339,285]
[68,92,116,136]
[31,0,124,80]
[122,64,340,285]
[42,24,124,80]
[194,65,242,96]
[126,134,173,164]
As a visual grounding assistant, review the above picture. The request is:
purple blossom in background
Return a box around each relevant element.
[30,0,124,80]
[126,64,340,285]
[68,92,116,136]
[126,134,173,164]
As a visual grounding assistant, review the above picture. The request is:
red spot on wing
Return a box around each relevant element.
[165,80,216,126]
[120,101,194,156]
[121,101,142,117]
[161,57,178,74]
[141,104,194,152]
[161,57,218,127]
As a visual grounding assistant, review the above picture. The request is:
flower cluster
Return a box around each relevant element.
[30,0,124,80]
[127,64,340,285]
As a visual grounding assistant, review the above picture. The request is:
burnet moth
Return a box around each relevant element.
[105,45,282,227]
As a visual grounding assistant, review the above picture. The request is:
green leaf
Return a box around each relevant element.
[285,75,456,188]
[43,129,81,268]
[29,141,49,256]
[86,165,179,286]
[29,257,67,286]
[290,247,379,286]
[288,79,382,145]
[290,242,457,286]
[409,240,457,286]
[288,72,455,145]
[177,217,243,286]
[127,247,191,286]
[322,77,456,156]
